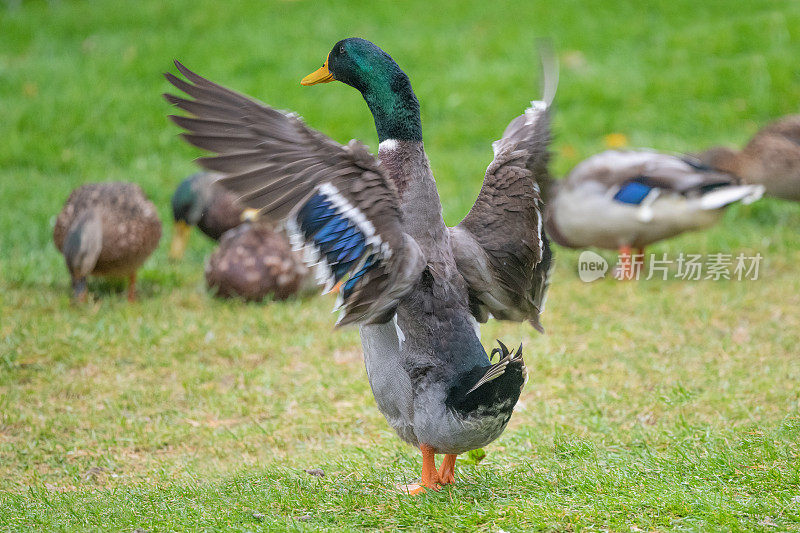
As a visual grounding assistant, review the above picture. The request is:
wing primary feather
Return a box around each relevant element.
[537,39,559,108]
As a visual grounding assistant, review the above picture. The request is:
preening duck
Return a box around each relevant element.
[698,115,800,201]
[544,150,763,279]
[165,37,554,494]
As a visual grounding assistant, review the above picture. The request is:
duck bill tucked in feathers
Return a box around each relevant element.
[544,149,764,279]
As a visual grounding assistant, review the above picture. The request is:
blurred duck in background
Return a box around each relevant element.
[172,171,316,299]
[544,150,763,279]
[53,182,162,301]
[205,221,310,302]
[697,115,800,202]
[169,171,256,259]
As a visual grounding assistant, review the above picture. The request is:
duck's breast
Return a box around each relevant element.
[360,317,417,447]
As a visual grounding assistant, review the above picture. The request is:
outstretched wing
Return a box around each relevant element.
[164,61,425,326]
[449,50,557,332]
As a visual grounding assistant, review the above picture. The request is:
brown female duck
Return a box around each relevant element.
[53,182,161,301]
[205,221,309,301]
[698,115,800,201]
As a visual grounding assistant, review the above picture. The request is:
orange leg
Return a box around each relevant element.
[615,245,634,281]
[127,272,137,302]
[438,454,457,484]
[396,444,441,495]
[420,444,440,489]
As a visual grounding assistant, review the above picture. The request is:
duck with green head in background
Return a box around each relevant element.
[171,171,315,300]
[169,170,257,260]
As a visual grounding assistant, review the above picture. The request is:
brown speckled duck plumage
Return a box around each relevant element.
[53,182,162,301]
[205,222,309,301]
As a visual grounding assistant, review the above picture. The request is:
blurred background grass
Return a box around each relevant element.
[2,0,800,530]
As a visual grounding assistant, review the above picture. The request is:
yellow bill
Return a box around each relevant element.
[301,58,335,86]
[169,221,191,260]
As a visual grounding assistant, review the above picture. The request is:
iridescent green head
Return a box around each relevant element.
[170,172,213,259]
[301,38,422,143]
[171,172,207,226]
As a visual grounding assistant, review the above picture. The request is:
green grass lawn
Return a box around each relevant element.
[2,0,800,530]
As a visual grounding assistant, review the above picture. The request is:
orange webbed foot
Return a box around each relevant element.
[396,444,443,495]
[437,454,457,485]
[395,481,440,495]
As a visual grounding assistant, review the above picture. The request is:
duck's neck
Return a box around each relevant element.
[360,69,449,254]
[361,73,422,143]
[378,139,450,259]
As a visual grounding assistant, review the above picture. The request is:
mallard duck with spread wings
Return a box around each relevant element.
[165,37,554,494]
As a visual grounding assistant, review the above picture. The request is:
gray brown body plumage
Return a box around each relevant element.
[362,140,499,453]
[164,46,549,457]
[364,104,549,451]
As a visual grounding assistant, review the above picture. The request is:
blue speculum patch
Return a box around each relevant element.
[613,181,653,205]
[296,192,379,288]
[298,194,335,234]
